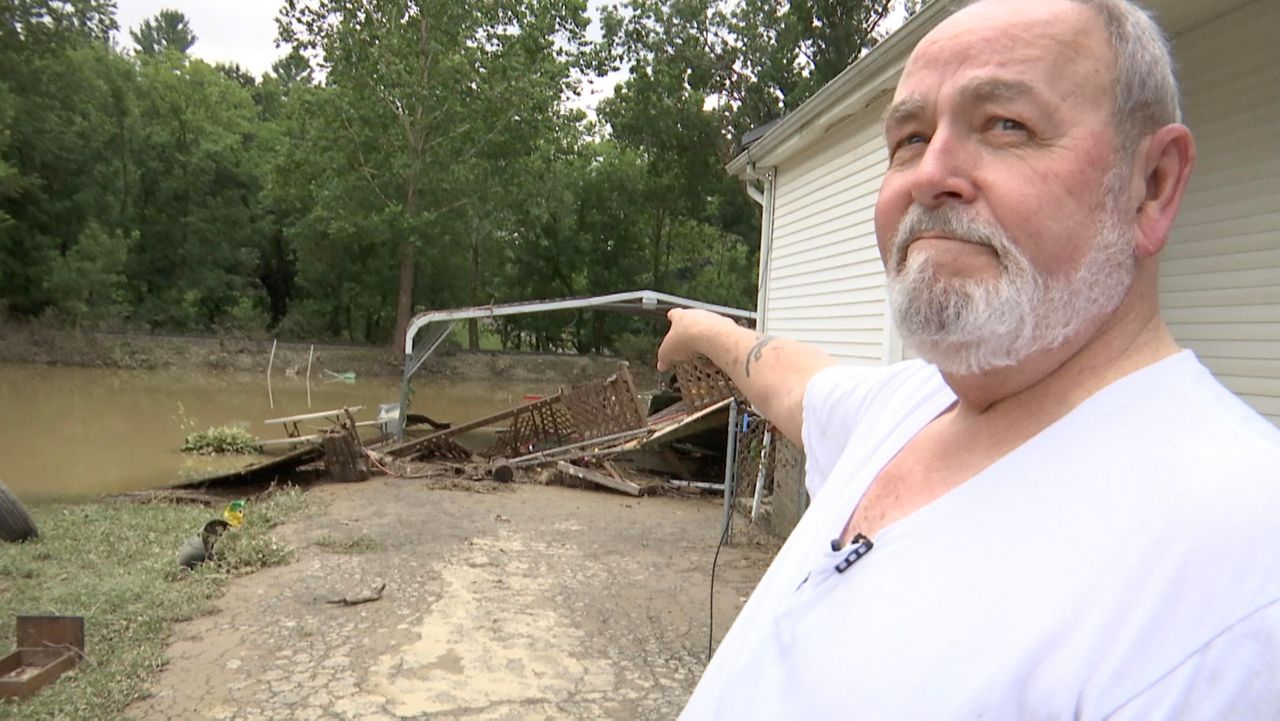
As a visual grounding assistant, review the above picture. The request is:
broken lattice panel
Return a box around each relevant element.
[673,357,741,411]
[562,362,648,441]
[489,401,579,457]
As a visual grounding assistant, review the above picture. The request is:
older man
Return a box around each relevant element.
[659,0,1280,718]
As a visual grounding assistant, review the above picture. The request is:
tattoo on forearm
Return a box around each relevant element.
[744,335,777,378]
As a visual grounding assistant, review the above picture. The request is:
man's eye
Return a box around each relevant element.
[891,133,928,158]
[992,118,1027,132]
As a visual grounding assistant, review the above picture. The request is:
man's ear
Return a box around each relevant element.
[1132,124,1195,258]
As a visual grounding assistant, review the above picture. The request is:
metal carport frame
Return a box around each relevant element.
[396,290,756,438]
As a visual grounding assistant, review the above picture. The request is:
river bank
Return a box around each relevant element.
[0,325,657,387]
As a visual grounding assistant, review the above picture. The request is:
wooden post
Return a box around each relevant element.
[615,362,648,427]
[322,416,369,483]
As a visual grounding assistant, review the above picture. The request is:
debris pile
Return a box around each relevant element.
[370,359,741,497]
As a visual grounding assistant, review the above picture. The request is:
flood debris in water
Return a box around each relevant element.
[161,359,741,501]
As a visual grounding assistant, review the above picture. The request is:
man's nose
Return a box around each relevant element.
[908,130,977,208]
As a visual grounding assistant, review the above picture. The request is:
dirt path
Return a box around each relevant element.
[128,479,774,720]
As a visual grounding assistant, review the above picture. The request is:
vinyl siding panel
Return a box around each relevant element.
[762,95,892,363]
[1163,0,1280,424]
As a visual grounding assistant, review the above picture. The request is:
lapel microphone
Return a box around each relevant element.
[831,533,874,574]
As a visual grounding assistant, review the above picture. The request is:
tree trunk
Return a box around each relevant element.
[393,180,420,353]
[651,208,666,288]
[468,225,480,350]
[393,239,415,353]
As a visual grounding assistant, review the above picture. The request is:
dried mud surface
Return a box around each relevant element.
[127,479,774,720]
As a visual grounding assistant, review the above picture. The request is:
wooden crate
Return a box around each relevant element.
[0,615,84,700]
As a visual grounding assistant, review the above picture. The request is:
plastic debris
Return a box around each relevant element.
[222,499,247,527]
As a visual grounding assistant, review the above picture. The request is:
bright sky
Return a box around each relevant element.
[111,0,624,110]
[111,1,909,114]
[113,0,285,76]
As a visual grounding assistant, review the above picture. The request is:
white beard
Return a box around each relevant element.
[886,198,1135,376]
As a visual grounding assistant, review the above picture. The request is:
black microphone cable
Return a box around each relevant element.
[707,503,733,661]
[708,409,745,660]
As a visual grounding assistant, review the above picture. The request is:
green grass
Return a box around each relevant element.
[312,532,386,554]
[0,486,317,720]
[449,321,504,351]
[180,425,259,455]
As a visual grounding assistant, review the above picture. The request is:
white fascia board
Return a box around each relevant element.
[726,0,959,178]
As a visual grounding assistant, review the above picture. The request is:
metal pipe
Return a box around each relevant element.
[507,426,654,467]
[750,427,773,522]
[669,480,725,492]
[754,170,776,332]
[397,320,457,440]
[720,400,740,542]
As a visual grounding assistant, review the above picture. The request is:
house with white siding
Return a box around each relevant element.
[728,0,1279,428]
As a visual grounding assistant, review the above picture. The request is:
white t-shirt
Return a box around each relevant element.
[680,351,1280,720]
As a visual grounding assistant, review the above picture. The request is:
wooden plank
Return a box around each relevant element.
[255,434,324,449]
[555,462,641,497]
[382,392,564,458]
[262,406,364,425]
[613,398,733,453]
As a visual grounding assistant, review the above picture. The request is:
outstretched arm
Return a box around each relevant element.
[656,308,836,446]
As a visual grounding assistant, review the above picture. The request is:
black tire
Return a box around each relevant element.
[0,480,38,542]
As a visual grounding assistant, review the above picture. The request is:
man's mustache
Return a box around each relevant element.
[891,205,1004,272]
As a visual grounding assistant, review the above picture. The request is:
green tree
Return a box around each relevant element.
[724,0,900,134]
[130,8,196,56]
[0,0,117,49]
[269,47,313,88]
[595,0,758,314]
[44,222,134,327]
[0,1,135,317]
[278,0,590,349]
[129,54,269,330]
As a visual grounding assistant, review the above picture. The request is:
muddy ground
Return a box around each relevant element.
[127,477,775,720]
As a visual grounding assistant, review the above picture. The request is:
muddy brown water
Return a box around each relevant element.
[0,363,555,503]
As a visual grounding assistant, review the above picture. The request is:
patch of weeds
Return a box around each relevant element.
[313,533,386,555]
[207,486,318,575]
[180,425,259,455]
[0,485,316,720]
